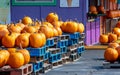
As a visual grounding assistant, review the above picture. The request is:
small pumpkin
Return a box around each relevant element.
[89,6,97,13]
[22,16,32,25]
[113,27,120,37]
[21,26,37,33]
[46,12,59,23]
[99,34,108,44]
[8,52,24,68]
[108,42,119,48]
[18,49,30,65]
[29,33,43,48]
[77,23,85,33]
[115,46,120,59]
[7,48,17,53]
[108,33,117,43]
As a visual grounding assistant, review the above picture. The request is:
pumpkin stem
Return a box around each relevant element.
[20,43,23,49]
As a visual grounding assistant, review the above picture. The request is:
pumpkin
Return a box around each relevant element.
[7,24,22,33]
[108,42,119,48]
[29,33,43,48]
[39,25,53,39]
[0,53,6,68]
[42,22,53,28]
[104,48,118,62]
[2,33,16,48]
[0,27,9,40]
[7,48,16,53]
[89,6,97,13]
[99,34,108,44]
[108,33,117,43]
[60,22,67,32]
[77,23,85,33]
[116,21,120,28]
[21,26,37,33]
[65,21,78,33]
[46,12,59,23]
[22,16,32,25]
[107,11,116,18]
[115,46,120,59]
[8,52,24,68]
[18,49,30,65]
[15,22,25,30]
[15,33,30,48]
[0,50,10,65]
[113,27,120,37]
[55,26,62,35]
[97,5,105,13]
[51,21,62,27]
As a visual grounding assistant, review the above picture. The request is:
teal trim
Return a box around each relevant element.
[117,0,120,4]
[12,0,56,6]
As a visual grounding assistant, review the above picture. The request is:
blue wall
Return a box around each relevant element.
[11,0,87,25]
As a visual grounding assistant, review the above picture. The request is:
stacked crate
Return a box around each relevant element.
[65,32,85,61]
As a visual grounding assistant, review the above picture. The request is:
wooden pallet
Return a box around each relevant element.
[48,48,60,54]
[103,61,120,68]
[51,59,63,68]
[30,56,44,63]
[39,63,52,73]
[0,64,32,75]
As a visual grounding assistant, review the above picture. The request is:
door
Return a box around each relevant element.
[0,0,10,24]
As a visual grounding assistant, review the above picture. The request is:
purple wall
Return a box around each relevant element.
[11,0,86,24]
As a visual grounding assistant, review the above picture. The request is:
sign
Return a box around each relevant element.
[12,0,56,6]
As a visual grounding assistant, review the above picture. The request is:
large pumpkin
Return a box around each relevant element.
[52,27,59,37]
[2,33,16,48]
[21,26,37,33]
[77,23,85,33]
[46,12,59,23]
[18,49,30,65]
[113,27,120,37]
[22,16,32,25]
[55,26,62,35]
[108,33,117,43]
[8,52,24,68]
[99,34,108,44]
[60,22,67,32]
[104,48,118,62]
[7,48,17,53]
[29,33,43,48]
[15,33,30,48]
[38,32,46,46]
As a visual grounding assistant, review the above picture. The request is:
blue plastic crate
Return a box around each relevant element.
[77,46,85,53]
[32,61,43,72]
[27,46,46,56]
[49,53,61,63]
[60,46,67,54]
[64,32,80,39]
[44,52,50,60]
[68,39,79,46]
[46,38,54,47]
[57,40,68,48]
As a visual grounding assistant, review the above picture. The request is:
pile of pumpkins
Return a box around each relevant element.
[106,10,120,18]
[99,21,120,44]
[104,42,120,63]
[89,5,106,15]
[0,12,84,48]
[0,48,30,68]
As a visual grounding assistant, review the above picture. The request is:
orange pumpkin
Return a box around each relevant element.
[42,21,53,28]
[2,33,16,48]
[89,6,97,13]
[97,5,105,13]
[39,25,53,39]
[29,33,43,48]
[51,21,62,27]
[0,27,9,40]
[113,27,120,37]
[39,32,46,46]
[77,23,85,33]
[8,52,24,68]
[0,50,10,66]
[104,48,118,62]
[22,16,32,25]
[18,49,30,65]
[60,22,67,32]
[46,12,59,23]
[52,27,59,37]
[55,26,62,35]
[15,22,25,30]
[21,26,37,33]
[108,33,117,43]
[108,42,119,48]
[65,21,78,33]
[15,33,30,48]
[99,34,108,44]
